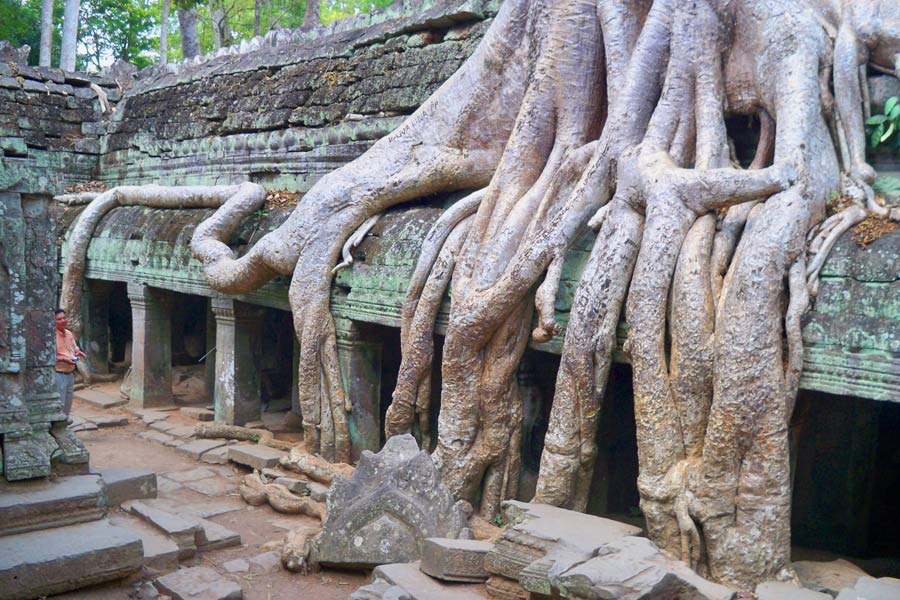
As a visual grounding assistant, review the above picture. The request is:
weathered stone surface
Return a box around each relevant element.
[74,388,129,408]
[164,467,216,483]
[140,430,176,445]
[177,438,228,459]
[167,424,198,438]
[180,407,215,421]
[110,515,180,574]
[0,519,142,600]
[756,581,831,600]
[101,467,158,505]
[485,576,528,600]
[183,476,234,497]
[373,562,488,600]
[554,537,734,600]
[794,559,869,596]
[123,500,199,558]
[835,577,900,600]
[201,445,232,464]
[154,566,243,600]
[228,444,286,470]
[306,480,329,502]
[274,476,309,494]
[91,414,129,427]
[151,421,177,433]
[311,434,469,569]
[0,474,105,536]
[192,517,241,550]
[484,501,641,584]
[350,577,398,600]
[248,551,282,574]
[420,538,492,582]
[223,558,250,573]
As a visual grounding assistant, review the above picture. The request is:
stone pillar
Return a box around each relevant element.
[291,335,300,419]
[82,279,112,375]
[335,318,382,461]
[127,283,173,408]
[204,301,216,404]
[211,298,262,426]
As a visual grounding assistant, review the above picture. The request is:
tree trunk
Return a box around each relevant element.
[59,0,80,71]
[254,0,261,37]
[302,0,319,29]
[178,7,200,59]
[209,0,229,50]
[39,0,53,67]
[160,0,171,65]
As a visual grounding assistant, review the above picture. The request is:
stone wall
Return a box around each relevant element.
[99,0,497,190]
[0,63,116,195]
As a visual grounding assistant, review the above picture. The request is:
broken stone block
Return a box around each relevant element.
[123,500,199,558]
[140,412,171,425]
[0,519,142,600]
[193,517,241,551]
[554,536,734,600]
[350,578,397,600]
[0,474,106,536]
[484,501,641,585]
[306,480,329,502]
[373,562,487,600]
[164,467,216,483]
[110,515,180,574]
[140,430,176,445]
[794,559,869,597]
[249,551,282,574]
[91,414,129,427]
[180,407,215,421]
[154,566,243,600]
[167,424,198,439]
[101,467,158,505]
[74,389,129,409]
[201,445,232,465]
[756,581,831,600]
[223,558,250,574]
[274,476,309,494]
[836,577,900,600]
[177,439,228,460]
[420,538,492,582]
[311,434,469,569]
[151,421,178,433]
[485,576,527,600]
[228,444,286,470]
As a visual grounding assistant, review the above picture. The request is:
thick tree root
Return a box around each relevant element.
[239,471,327,519]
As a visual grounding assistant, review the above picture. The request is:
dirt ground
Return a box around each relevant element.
[50,392,368,600]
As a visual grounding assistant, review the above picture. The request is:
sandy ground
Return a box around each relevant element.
[49,392,367,600]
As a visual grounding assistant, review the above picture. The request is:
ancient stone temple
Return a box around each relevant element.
[2,0,900,598]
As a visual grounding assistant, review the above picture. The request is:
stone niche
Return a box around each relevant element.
[0,192,88,481]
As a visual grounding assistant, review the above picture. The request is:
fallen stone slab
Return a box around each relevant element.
[350,578,397,600]
[421,538,492,582]
[192,518,241,551]
[151,421,177,433]
[140,412,171,425]
[553,536,734,600]
[181,407,215,421]
[164,467,217,483]
[0,474,106,536]
[373,562,488,600]
[183,477,235,497]
[154,566,243,600]
[110,515,180,574]
[249,551,282,574]
[140,430,176,445]
[223,558,250,574]
[178,500,243,519]
[836,577,900,600]
[756,581,831,600]
[123,500,199,558]
[201,445,232,465]
[167,424,198,439]
[228,444,286,470]
[305,480,329,502]
[163,436,184,448]
[794,560,869,597]
[75,389,128,409]
[72,421,99,432]
[101,467,158,504]
[274,476,309,494]
[92,414,129,428]
[0,519,142,600]
[178,439,228,460]
[158,478,185,494]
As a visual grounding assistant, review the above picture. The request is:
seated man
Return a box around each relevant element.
[55,309,86,417]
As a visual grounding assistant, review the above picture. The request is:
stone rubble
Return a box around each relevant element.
[420,538,493,582]
[153,566,243,600]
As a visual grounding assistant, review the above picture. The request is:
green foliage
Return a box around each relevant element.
[320,0,395,24]
[866,96,900,151]
[0,0,63,65]
[77,0,156,71]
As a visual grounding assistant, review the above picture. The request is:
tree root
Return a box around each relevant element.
[239,471,327,519]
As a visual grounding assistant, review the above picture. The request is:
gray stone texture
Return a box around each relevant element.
[154,566,243,600]
[180,407,215,421]
[0,519,142,600]
[420,537,492,582]
[311,434,469,569]
[128,284,174,408]
[123,500,199,558]
[228,444,286,470]
[212,299,263,426]
[101,467,158,505]
[836,577,900,600]
[177,438,228,459]
[109,515,180,574]
[373,562,488,600]
[794,559,870,597]
[201,445,232,464]
[74,389,128,409]
[756,581,831,600]
[0,473,105,536]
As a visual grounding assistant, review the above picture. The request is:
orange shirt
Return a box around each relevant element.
[55,328,78,374]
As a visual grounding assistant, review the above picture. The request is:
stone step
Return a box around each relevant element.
[0,474,106,537]
[123,500,199,559]
[228,444,286,470]
[0,519,143,600]
[74,388,129,409]
[110,515,180,575]
[100,467,158,505]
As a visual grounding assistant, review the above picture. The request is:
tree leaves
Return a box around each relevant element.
[866,95,900,150]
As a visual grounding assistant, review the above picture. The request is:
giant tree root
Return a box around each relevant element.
[239,471,327,518]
